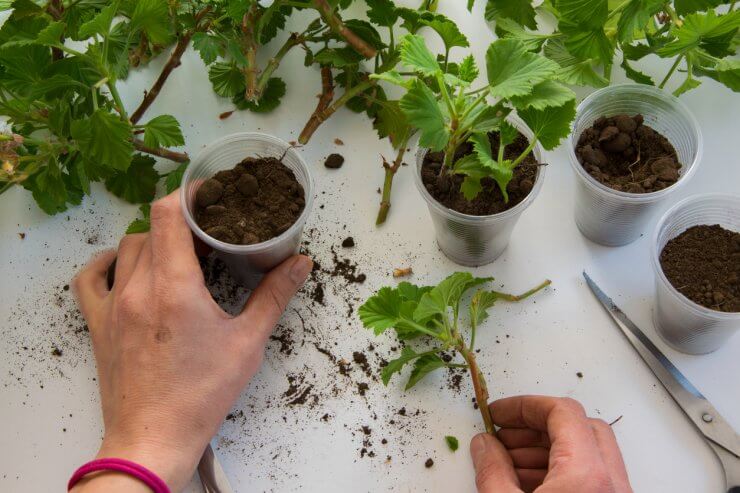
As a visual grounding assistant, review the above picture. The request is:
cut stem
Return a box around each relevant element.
[376,143,408,225]
[459,344,494,434]
[133,139,189,163]
[298,78,373,144]
[313,0,377,59]
[254,33,302,98]
[493,279,551,302]
[242,4,260,101]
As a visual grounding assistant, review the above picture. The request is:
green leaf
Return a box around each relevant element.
[465,101,510,133]
[715,58,740,91]
[343,19,385,50]
[400,34,441,76]
[451,154,487,200]
[673,71,702,96]
[485,0,537,31]
[366,0,399,27]
[373,100,412,148]
[313,46,365,67]
[105,154,158,203]
[399,79,449,152]
[208,62,245,97]
[381,346,420,385]
[0,44,50,93]
[469,290,499,328]
[370,70,413,88]
[405,353,446,389]
[495,18,554,52]
[486,38,559,98]
[192,32,222,65]
[543,39,608,87]
[130,0,171,45]
[617,0,663,43]
[471,132,513,200]
[657,11,740,58]
[421,16,469,52]
[445,435,459,452]
[35,21,65,46]
[560,21,614,64]
[233,77,286,113]
[510,80,575,110]
[24,159,69,214]
[126,204,151,234]
[359,286,404,335]
[165,162,188,193]
[397,282,432,303]
[555,0,607,26]
[414,272,492,322]
[674,0,725,16]
[143,115,184,148]
[621,57,654,85]
[458,54,479,83]
[71,110,133,171]
[78,2,117,38]
[518,98,576,150]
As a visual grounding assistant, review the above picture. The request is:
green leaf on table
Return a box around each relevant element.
[105,154,158,203]
[165,162,188,194]
[400,34,441,76]
[366,0,399,27]
[382,346,421,385]
[406,353,446,389]
[518,98,576,150]
[233,77,286,113]
[421,16,469,52]
[657,11,740,58]
[486,38,559,98]
[78,2,117,38]
[343,19,385,50]
[370,70,413,88]
[414,272,492,322]
[621,57,654,84]
[510,80,575,110]
[617,0,663,43]
[192,32,222,65]
[494,18,554,52]
[126,203,151,234]
[397,282,432,303]
[143,115,184,148]
[399,79,448,151]
[130,0,171,45]
[445,435,459,452]
[257,1,291,43]
[71,109,133,171]
[359,286,404,334]
[24,159,69,214]
[469,290,499,328]
[543,39,608,87]
[208,62,245,98]
[313,46,365,68]
[458,55,479,83]
[485,0,537,31]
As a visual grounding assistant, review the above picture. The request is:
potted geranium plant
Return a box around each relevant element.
[379,35,576,265]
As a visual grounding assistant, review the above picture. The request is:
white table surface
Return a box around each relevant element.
[1,2,738,492]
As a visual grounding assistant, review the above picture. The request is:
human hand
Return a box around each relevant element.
[470,395,632,493]
[71,191,312,492]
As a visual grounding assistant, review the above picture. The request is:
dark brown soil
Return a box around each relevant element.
[421,132,538,216]
[576,114,681,193]
[325,153,344,169]
[194,157,305,245]
[660,225,740,312]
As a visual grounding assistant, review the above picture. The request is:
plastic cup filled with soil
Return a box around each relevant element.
[568,84,702,247]
[181,133,314,288]
[414,116,545,266]
[651,194,740,354]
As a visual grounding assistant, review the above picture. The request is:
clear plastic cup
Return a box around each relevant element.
[651,194,740,354]
[414,117,545,266]
[568,84,702,246]
[181,133,314,288]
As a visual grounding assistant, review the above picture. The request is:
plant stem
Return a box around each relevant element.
[107,81,128,120]
[663,3,683,26]
[376,141,408,225]
[510,138,537,168]
[254,33,303,98]
[313,0,377,59]
[298,78,373,144]
[242,4,260,101]
[459,344,494,434]
[493,279,552,302]
[130,7,211,124]
[659,55,683,89]
[133,139,189,162]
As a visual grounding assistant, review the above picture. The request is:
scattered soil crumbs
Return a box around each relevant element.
[425,458,434,468]
[324,153,345,169]
[576,114,682,193]
[576,372,584,378]
[194,157,305,245]
[422,131,538,216]
[342,236,355,248]
[659,225,740,312]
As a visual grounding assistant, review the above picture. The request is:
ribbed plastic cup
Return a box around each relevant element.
[651,194,740,354]
[181,133,314,289]
[414,117,545,266]
[568,84,702,246]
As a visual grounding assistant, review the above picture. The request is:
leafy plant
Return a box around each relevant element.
[470,0,739,96]
[0,0,209,213]
[380,34,575,202]
[358,272,550,433]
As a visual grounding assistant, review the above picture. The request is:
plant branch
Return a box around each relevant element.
[313,0,377,59]
[659,55,683,89]
[459,344,494,434]
[493,279,552,302]
[376,140,408,225]
[133,139,189,163]
[242,4,260,101]
[298,77,373,144]
[130,7,211,124]
[254,33,303,98]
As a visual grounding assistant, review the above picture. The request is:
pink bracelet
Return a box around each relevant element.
[68,458,170,492]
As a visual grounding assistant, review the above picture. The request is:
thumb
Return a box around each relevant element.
[470,433,522,493]
[235,255,313,344]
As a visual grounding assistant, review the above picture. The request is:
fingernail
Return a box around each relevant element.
[470,434,489,465]
[289,255,313,283]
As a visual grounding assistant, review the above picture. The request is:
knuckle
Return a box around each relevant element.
[150,197,176,222]
[584,467,615,492]
[590,418,613,434]
[559,397,586,415]
[116,290,140,317]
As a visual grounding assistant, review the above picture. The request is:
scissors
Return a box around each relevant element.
[583,272,740,493]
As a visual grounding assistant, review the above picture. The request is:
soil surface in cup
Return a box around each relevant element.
[194,157,305,245]
[421,131,537,216]
[660,224,740,312]
[576,114,681,193]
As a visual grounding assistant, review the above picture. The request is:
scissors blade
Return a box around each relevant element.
[197,443,234,493]
[583,271,740,459]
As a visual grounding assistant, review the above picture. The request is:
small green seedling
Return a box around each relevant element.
[358,272,550,433]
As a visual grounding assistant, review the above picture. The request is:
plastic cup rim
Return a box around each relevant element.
[567,83,703,204]
[413,115,546,225]
[180,132,314,255]
[650,192,740,321]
